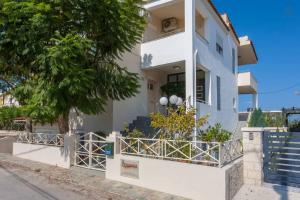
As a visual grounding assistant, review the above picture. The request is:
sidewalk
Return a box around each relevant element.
[233,184,300,200]
[0,153,186,200]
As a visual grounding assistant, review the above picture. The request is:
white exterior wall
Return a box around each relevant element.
[113,45,149,131]
[69,101,113,134]
[112,0,239,132]
[195,0,238,132]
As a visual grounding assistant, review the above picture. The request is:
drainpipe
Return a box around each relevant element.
[193,49,198,142]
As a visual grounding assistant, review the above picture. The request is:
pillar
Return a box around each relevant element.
[184,0,196,108]
[252,93,258,109]
[242,128,264,186]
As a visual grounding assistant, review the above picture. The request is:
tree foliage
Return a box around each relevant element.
[0,0,146,133]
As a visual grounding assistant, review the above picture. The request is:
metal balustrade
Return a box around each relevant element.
[17,132,64,147]
[119,137,243,167]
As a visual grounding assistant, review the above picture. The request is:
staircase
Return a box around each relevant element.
[121,116,158,138]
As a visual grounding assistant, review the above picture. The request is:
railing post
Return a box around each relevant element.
[219,143,222,167]
[189,141,192,160]
[137,138,140,154]
[89,133,92,168]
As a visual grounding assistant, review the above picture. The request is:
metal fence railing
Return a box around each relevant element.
[118,137,243,167]
[17,132,64,147]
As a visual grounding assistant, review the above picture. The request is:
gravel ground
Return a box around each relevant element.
[0,153,186,200]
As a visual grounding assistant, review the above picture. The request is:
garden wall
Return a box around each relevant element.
[13,135,75,169]
[105,133,243,200]
[106,154,243,200]
[0,136,17,153]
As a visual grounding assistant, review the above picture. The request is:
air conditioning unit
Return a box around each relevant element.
[162,17,178,33]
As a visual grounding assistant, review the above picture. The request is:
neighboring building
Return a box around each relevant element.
[12,0,260,134]
[0,93,19,107]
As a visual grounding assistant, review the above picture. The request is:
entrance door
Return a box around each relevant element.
[147,80,157,114]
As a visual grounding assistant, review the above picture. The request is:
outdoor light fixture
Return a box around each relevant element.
[159,97,168,106]
[169,95,178,105]
[176,97,183,106]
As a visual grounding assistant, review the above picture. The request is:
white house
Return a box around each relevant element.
[37,0,258,135]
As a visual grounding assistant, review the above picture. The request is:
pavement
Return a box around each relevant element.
[0,153,186,200]
[233,184,300,200]
[0,166,91,200]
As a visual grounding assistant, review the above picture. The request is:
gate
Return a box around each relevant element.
[263,132,300,187]
[75,132,107,171]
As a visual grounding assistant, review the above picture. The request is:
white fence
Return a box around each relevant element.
[17,132,64,147]
[74,132,107,171]
[118,137,243,167]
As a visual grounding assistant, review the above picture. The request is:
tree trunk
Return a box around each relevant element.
[57,114,69,134]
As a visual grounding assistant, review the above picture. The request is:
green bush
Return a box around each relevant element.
[248,108,266,127]
[289,120,300,132]
[0,106,24,130]
[264,112,284,127]
[198,124,232,143]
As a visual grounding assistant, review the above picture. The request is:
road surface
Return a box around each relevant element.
[0,167,93,200]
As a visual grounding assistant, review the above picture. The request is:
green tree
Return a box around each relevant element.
[0,0,146,134]
[249,108,266,127]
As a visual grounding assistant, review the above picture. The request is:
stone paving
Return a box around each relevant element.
[0,153,186,200]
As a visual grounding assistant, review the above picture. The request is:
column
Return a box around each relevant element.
[242,128,264,186]
[184,0,196,108]
[252,93,258,109]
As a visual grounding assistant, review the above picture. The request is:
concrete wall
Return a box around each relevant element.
[0,136,17,154]
[13,135,75,169]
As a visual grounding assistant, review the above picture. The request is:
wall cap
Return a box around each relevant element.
[241,127,265,132]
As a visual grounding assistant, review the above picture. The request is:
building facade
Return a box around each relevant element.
[42,0,259,134]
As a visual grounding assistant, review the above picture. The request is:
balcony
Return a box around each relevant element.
[238,72,258,94]
[141,31,186,69]
[238,36,258,66]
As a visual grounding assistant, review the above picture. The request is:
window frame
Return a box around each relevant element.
[217,76,221,111]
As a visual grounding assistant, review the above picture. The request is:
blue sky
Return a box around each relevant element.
[213,0,300,111]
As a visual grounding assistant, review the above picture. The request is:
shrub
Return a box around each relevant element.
[264,112,284,127]
[198,124,232,143]
[0,106,24,130]
[150,105,208,140]
[288,120,300,132]
[248,108,266,127]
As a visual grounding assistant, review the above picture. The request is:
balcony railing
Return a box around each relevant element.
[143,28,184,43]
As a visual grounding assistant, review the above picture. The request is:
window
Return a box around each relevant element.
[167,72,185,98]
[217,76,221,110]
[196,12,205,39]
[232,48,236,74]
[233,98,236,111]
[196,70,206,103]
[216,34,223,56]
